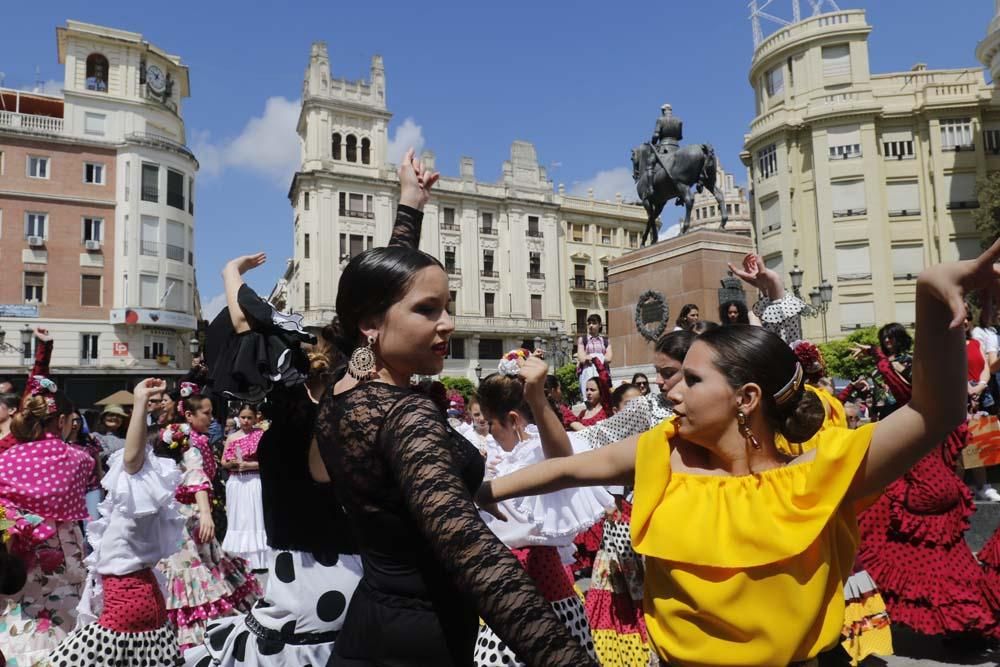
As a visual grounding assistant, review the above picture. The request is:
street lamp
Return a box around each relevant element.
[0,326,19,353]
[188,336,200,356]
[474,362,482,381]
[802,280,834,342]
[789,265,805,299]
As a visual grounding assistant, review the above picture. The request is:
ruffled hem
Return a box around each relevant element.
[169,577,260,630]
[44,622,180,666]
[585,588,647,637]
[878,596,995,636]
[885,488,973,548]
[978,526,1000,568]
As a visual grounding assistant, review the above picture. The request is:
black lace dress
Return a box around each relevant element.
[316,382,593,666]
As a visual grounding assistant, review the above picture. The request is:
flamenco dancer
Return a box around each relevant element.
[155,390,260,651]
[474,350,612,665]
[220,405,270,575]
[45,378,186,666]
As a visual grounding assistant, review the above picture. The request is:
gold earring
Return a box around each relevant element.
[348,335,377,381]
[737,410,762,450]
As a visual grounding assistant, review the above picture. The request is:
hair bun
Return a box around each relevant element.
[779,389,825,443]
[308,350,331,375]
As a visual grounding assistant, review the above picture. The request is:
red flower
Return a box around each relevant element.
[37,547,64,573]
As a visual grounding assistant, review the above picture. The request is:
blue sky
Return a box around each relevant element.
[1,0,993,315]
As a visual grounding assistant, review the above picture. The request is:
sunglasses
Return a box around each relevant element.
[635,382,649,387]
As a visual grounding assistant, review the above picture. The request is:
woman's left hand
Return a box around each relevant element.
[398,147,440,210]
[518,356,549,400]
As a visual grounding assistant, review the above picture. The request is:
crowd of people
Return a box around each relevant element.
[1,147,1000,666]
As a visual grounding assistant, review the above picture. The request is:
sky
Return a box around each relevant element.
[1,0,994,317]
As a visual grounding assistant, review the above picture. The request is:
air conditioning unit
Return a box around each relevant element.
[84,240,102,251]
[28,236,44,247]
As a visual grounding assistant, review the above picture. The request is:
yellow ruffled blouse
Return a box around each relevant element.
[631,417,875,666]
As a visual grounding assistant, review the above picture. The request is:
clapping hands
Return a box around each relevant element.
[398,147,440,210]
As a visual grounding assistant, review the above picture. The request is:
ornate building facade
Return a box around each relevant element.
[743,9,1000,341]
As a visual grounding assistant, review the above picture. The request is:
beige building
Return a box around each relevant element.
[686,166,752,235]
[284,42,651,378]
[742,8,1000,341]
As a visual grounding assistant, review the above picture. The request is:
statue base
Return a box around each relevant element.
[607,229,755,381]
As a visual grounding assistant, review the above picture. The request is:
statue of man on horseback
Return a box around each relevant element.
[632,104,728,246]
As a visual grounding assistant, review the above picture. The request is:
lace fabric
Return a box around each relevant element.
[315,380,592,665]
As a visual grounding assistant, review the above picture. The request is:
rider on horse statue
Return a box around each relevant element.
[646,104,683,193]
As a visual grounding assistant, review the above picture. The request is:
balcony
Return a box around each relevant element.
[166,244,185,262]
[527,271,545,280]
[167,191,185,211]
[832,208,867,218]
[480,270,499,278]
[140,240,161,257]
[480,227,496,236]
[570,278,596,291]
[525,230,544,238]
[598,280,608,291]
[441,223,460,232]
[141,186,159,203]
[0,110,64,137]
[339,208,375,219]
[126,132,197,163]
[453,315,564,335]
[446,266,461,276]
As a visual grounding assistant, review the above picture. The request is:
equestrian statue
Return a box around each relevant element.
[631,104,728,245]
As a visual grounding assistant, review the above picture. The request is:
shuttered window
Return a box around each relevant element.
[840,301,876,330]
[831,180,866,217]
[887,181,920,216]
[891,244,924,280]
[894,302,916,326]
[835,244,871,280]
[828,125,861,159]
[81,275,101,306]
[882,128,915,159]
[822,45,851,78]
[943,173,978,208]
[140,274,158,308]
[760,196,781,233]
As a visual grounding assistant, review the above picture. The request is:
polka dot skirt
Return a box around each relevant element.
[43,623,181,666]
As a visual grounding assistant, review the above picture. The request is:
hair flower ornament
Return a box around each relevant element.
[179,382,200,398]
[497,349,530,377]
[789,340,825,375]
[161,423,192,452]
[26,375,59,414]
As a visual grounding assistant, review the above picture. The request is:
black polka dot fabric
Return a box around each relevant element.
[475,596,595,666]
[45,622,181,666]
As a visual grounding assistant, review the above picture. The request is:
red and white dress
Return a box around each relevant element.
[474,426,612,666]
[45,446,188,665]
[156,432,261,651]
[0,435,94,665]
[221,429,270,571]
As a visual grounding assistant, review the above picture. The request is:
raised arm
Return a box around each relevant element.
[520,356,573,459]
[385,397,592,665]
[21,328,53,401]
[849,243,1000,502]
[221,253,266,334]
[124,378,166,473]
[388,147,439,249]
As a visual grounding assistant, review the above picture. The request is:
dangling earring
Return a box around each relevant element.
[737,410,761,450]
[348,335,377,381]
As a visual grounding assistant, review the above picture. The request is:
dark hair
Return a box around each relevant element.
[675,303,699,329]
[878,322,912,356]
[11,392,72,442]
[611,383,640,410]
[631,373,648,385]
[719,300,750,325]
[697,325,825,443]
[334,246,442,356]
[0,393,19,411]
[655,329,696,363]
[477,373,534,425]
[586,313,602,326]
[172,395,212,425]
[691,320,719,335]
[237,403,257,415]
[544,375,561,393]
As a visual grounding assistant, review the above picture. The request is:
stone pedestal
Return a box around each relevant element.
[607,230,754,379]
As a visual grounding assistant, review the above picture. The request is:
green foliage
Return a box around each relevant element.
[440,377,476,401]
[554,363,580,404]
[817,326,880,381]
[973,172,1000,249]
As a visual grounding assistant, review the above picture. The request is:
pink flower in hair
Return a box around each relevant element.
[179,381,200,398]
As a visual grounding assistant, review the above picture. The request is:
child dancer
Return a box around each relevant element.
[45,378,186,666]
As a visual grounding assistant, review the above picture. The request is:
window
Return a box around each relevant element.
[576,309,588,334]
[27,156,49,179]
[985,128,1000,154]
[166,221,185,261]
[0,150,5,175]
[84,163,105,184]
[83,217,103,243]
[822,44,851,78]
[346,135,358,163]
[304,192,310,211]
[481,212,494,234]
[187,227,194,265]
[482,249,495,274]
[484,292,496,318]
[840,301,876,331]
[940,118,973,151]
[165,277,184,311]
[479,338,503,359]
[141,216,159,256]
[348,234,364,259]
[348,194,364,214]
[442,207,456,229]
[304,282,311,310]
[81,275,101,306]
[304,233,310,259]
[81,334,99,365]
[166,170,184,210]
[944,173,979,209]
[448,338,465,359]
[757,144,777,179]
[760,195,780,233]
[361,138,371,165]
[895,301,916,326]
[765,66,784,98]
[141,164,159,202]
[882,129,915,159]
[763,253,784,280]
[952,238,982,261]
[140,274,158,307]
[827,125,861,160]
[831,179,866,217]
[571,224,585,242]
[447,290,457,316]
[84,112,106,136]
[444,246,457,273]
[600,228,612,245]
[24,212,46,239]
[332,133,342,160]
[887,180,920,216]
[529,252,542,278]
[835,243,872,281]
[188,177,194,215]
[142,333,175,360]
[628,231,639,248]
[527,215,542,237]
[891,243,924,280]
[24,272,44,303]
[85,53,109,91]
[531,294,542,320]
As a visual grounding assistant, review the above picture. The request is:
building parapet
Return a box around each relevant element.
[751,10,869,71]
[453,315,565,335]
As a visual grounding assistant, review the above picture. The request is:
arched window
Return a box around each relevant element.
[331,133,342,160]
[346,135,358,163]
[361,138,371,165]
[86,53,109,92]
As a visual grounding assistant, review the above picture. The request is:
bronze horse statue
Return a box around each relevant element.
[631,142,728,245]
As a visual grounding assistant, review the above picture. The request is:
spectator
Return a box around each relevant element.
[576,314,612,388]
[719,300,751,326]
[631,373,650,396]
[674,304,699,331]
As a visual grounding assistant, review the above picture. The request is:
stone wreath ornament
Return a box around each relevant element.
[635,290,670,342]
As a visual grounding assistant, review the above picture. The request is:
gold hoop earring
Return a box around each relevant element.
[348,335,377,381]
[737,410,762,450]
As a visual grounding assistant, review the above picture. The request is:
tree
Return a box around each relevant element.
[817,326,880,382]
[973,172,1000,249]
[554,363,580,404]
[440,377,476,402]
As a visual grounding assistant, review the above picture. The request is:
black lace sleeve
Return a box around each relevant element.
[388,204,423,249]
[382,396,592,666]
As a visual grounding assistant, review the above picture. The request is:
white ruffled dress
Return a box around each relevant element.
[474,426,613,666]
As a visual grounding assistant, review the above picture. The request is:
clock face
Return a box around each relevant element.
[146,65,166,93]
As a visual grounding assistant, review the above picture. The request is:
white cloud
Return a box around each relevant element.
[386,117,425,165]
[201,292,227,320]
[190,96,300,187]
[660,222,681,240]
[39,80,63,97]
[569,167,636,202]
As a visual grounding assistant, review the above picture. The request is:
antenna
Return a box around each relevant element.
[33,65,42,92]
[750,0,842,48]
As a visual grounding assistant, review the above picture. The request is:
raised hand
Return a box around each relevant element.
[134,377,167,402]
[728,252,762,288]
[518,355,550,401]
[398,147,440,210]
[33,327,52,343]
[227,252,266,276]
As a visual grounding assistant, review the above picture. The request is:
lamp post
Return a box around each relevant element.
[788,266,833,342]
[188,336,200,356]
[0,326,21,354]
[789,265,805,299]
[474,362,482,383]
[20,325,32,360]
